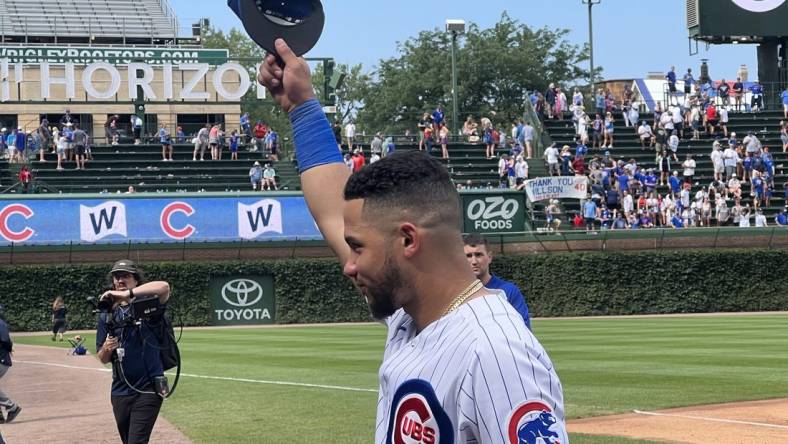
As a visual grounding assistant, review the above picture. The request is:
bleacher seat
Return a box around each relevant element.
[0,0,178,40]
[538,109,787,227]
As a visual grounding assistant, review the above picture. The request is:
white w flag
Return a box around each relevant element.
[238,199,283,240]
[80,201,127,242]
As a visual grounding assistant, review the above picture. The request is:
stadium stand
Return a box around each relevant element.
[537,109,787,228]
[0,143,291,193]
[0,0,178,43]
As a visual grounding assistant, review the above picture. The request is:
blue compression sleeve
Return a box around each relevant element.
[289,99,344,173]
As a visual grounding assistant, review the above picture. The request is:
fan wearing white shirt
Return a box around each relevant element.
[710,143,724,181]
[754,210,768,227]
[682,154,696,184]
[544,144,560,176]
[739,206,751,227]
[638,121,654,147]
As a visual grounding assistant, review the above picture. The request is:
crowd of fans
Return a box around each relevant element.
[0,109,286,193]
[537,68,788,231]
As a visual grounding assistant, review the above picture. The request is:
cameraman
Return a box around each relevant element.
[96,260,170,444]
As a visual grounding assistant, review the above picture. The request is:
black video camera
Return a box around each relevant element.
[87,294,161,318]
[86,295,114,314]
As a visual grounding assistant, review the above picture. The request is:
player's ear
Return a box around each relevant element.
[398,223,420,258]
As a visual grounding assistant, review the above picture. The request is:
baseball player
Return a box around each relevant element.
[258,38,568,444]
[463,234,532,330]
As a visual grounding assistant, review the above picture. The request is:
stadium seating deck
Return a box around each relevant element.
[0,0,178,40]
[536,109,788,227]
[1,108,785,231]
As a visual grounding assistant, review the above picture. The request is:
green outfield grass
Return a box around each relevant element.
[15,314,788,444]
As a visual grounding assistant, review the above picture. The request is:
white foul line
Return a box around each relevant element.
[633,410,788,430]
[17,360,111,373]
[173,372,378,393]
[16,359,377,394]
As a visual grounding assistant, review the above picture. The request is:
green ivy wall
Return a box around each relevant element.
[2,250,786,331]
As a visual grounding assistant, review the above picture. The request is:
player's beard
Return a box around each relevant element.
[364,253,403,320]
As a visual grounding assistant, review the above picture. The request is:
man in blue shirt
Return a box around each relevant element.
[96,260,171,444]
[575,139,588,158]
[617,170,630,198]
[776,209,788,226]
[583,197,598,232]
[463,235,531,330]
[432,105,445,133]
[669,171,682,198]
[13,129,26,164]
[0,305,21,423]
[5,129,15,163]
[158,124,172,161]
[671,214,684,229]
[682,68,694,96]
[240,112,251,144]
[644,169,658,194]
[666,66,677,103]
[750,82,763,112]
[782,86,788,119]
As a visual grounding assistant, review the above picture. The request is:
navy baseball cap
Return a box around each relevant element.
[228,0,325,56]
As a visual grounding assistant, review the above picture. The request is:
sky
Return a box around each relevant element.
[169,0,759,81]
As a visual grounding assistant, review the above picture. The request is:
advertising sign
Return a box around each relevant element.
[0,59,263,102]
[461,192,526,234]
[0,46,229,65]
[0,195,322,245]
[210,276,275,325]
[690,0,788,37]
[524,177,588,202]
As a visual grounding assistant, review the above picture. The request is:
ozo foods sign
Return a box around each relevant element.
[461,192,526,234]
[209,276,276,325]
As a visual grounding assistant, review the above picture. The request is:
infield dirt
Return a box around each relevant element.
[570,398,788,443]
[0,344,191,443]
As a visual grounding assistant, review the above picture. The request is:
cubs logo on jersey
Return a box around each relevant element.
[386,380,453,444]
[507,400,567,444]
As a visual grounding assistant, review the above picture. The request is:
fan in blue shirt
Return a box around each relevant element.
[432,106,445,126]
[666,69,676,85]
[644,172,657,191]
[617,173,630,192]
[463,235,531,330]
[575,142,588,158]
[669,173,682,194]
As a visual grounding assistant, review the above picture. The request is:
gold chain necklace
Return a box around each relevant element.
[443,279,484,316]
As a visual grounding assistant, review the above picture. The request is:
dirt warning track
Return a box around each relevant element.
[0,344,191,443]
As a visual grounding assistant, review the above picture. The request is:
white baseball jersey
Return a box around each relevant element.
[375,291,568,444]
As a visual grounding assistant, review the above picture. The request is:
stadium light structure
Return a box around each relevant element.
[446,19,465,135]
[582,0,602,96]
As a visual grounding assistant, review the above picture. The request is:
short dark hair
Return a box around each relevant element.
[462,234,489,249]
[344,151,460,228]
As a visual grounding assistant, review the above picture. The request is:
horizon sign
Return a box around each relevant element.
[0,57,267,102]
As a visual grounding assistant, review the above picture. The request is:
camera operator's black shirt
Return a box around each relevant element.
[96,303,166,396]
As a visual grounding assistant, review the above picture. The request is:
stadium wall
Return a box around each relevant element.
[3,249,788,332]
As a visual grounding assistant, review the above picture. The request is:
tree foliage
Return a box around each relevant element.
[201,26,292,139]
[358,13,592,134]
[198,15,594,138]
